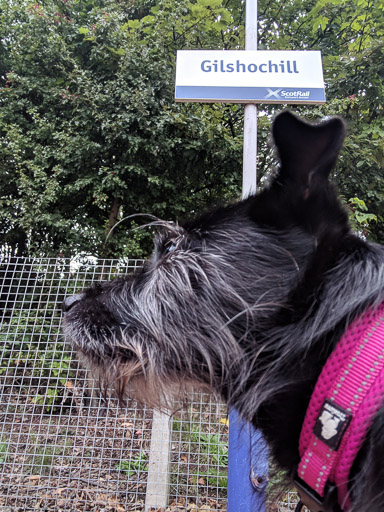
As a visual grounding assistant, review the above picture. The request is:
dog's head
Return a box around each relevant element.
[62,111,348,407]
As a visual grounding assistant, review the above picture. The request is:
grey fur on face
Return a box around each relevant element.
[63,221,314,408]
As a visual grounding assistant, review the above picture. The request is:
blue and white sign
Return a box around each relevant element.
[175,50,325,104]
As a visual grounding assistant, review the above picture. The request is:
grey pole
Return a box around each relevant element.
[228,2,268,512]
[242,0,258,198]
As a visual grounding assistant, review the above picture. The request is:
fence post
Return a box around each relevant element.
[145,409,172,511]
[228,409,269,511]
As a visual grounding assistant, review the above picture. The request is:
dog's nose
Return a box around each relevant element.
[62,293,85,313]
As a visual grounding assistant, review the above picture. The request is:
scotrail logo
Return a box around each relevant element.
[265,88,282,99]
[265,88,311,99]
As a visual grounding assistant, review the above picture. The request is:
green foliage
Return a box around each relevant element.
[0,440,7,464]
[190,430,229,467]
[0,306,73,388]
[117,452,149,476]
[0,0,243,258]
[0,0,383,257]
[172,417,228,488]
[33,387,63,412]
[347,197,377,236]
[0,259,100,412]
[27,435,68,475]
[256,0,384,242]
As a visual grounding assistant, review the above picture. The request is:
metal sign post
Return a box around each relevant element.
[228,5,268,512]
[228,3,269,512]
[242,0,258,198]
[174,1,325,510]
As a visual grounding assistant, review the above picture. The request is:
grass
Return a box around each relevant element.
[0,441,8,463]
[27,436,70,476]
[117,452,149,476]
[172,417,228,489]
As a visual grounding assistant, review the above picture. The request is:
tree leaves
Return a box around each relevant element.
[0,0,244,257]
[0,0,383,257]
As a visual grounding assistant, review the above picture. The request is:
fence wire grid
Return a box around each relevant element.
[0,256,299,512]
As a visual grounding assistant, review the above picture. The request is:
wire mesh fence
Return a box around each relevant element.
[0,256,299,512]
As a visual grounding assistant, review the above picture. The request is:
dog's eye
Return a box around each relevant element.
[164,242,176,254]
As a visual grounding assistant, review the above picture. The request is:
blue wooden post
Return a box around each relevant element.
[227,409,268,512]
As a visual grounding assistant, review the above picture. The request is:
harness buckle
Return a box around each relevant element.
[293,474,337,512]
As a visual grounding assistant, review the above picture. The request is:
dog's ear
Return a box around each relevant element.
[272,111,346,195]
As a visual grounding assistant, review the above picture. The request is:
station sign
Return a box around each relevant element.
[175,50,325,104]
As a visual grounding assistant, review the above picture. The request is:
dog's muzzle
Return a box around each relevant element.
[62,293,85,313]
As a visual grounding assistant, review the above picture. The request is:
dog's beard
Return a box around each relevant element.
[69,333,214,411]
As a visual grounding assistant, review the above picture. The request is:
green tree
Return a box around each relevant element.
[0,0,383,257]
[257,0,384,241]
[0,0,244,257]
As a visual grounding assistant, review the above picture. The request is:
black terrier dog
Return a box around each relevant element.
[63,112,384,512]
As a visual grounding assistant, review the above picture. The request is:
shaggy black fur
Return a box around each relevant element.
[62,112,384,512]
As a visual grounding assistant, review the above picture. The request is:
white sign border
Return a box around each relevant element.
[175,50,326,105]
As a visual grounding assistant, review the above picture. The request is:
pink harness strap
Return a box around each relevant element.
[297,303,384,510]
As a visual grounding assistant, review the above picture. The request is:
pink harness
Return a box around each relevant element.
[296,303,384,511]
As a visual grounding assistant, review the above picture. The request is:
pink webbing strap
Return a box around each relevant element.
[297,303,384,509]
